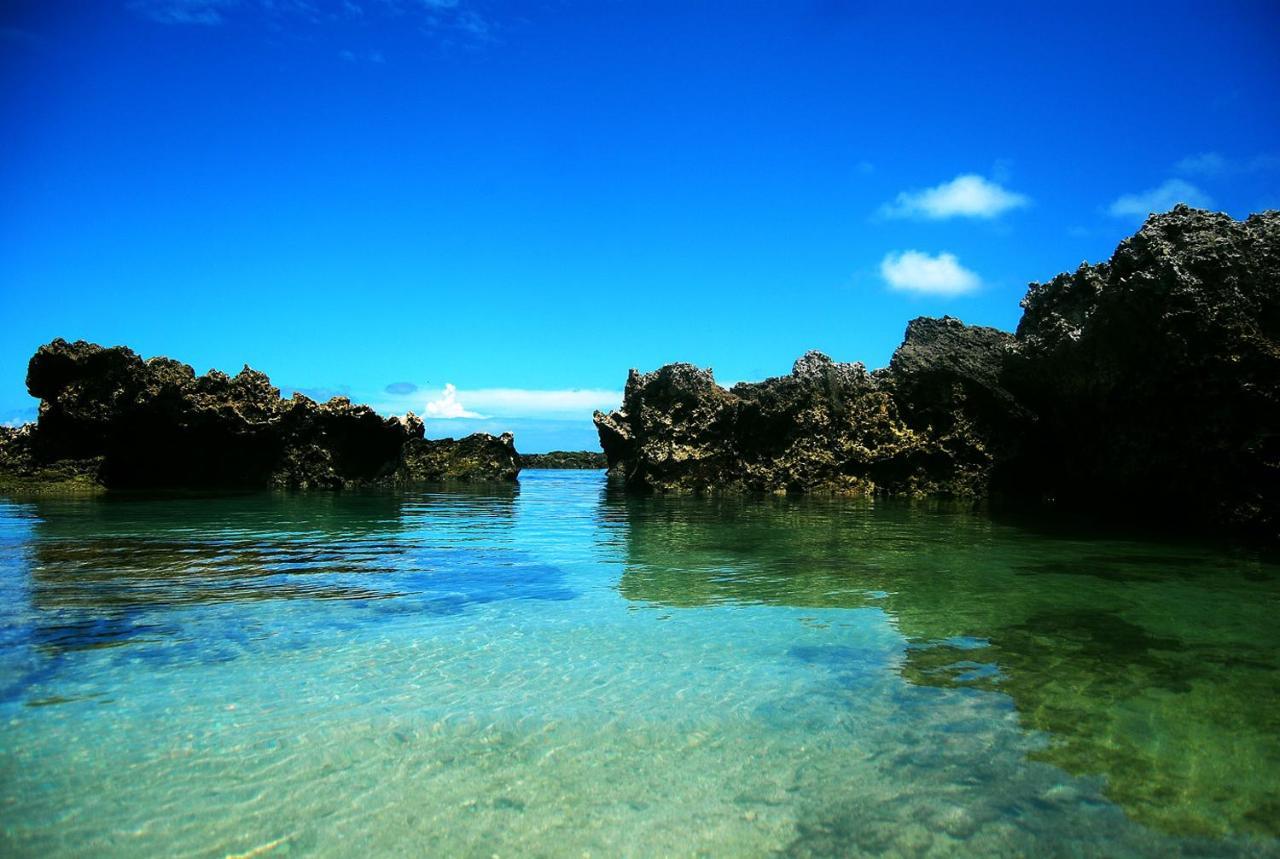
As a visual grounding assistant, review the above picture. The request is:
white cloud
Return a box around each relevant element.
[2,406,36,428]
[1174,153,1230,176]
[131,0,490,39]
[412,385,621,420]
[880,251,980,297]
[880,174,1030,220]
[461,388,622,418]
[130,0,235,25]
[1107,179,1214,218]
[1175,152,1280,176]
[424,383,484,419]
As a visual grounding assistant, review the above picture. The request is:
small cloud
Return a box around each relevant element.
[131,0,491,43]
[880,251,980,297]
[1175,152,1280,176]
[129,0,236,25]
[1107,179,1214,219]
[384,381,419,395]
[425,383,484,419]
[855,161,875,175]
[1175,152,1230,176]
[879,174,1030,220]
[340,48,386,63]
[373,386,622,419]
[461,388,622,418]
[2,406,38,428]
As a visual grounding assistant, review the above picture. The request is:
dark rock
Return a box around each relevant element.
[0,423,103,492]
[518,451,608,469]
[596,352,945,495]
[884,316,1027,497]
[1003,205,1280,536]
[398,432,520,482]
[596,206,1280,538]
[4,339,521,490]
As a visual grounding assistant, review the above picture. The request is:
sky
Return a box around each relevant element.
[2,1,1278,451]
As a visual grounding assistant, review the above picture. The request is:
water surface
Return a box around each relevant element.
[1,471,1277,856]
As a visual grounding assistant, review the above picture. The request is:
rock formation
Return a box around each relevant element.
[518,451,608,469]
[596,206,1280,538]
[1,339,519,490]
[1004,206,1280,535]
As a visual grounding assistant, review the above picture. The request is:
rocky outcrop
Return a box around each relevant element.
[518,451,608,469]
[594,331,1022,497]
[1003,205,1280,534]
[599,352,946,495]
[0,423,104,492]
[596,206,1280,537]
[2,339,520,490]
[882,317,1025,497]
[399,432,520,483]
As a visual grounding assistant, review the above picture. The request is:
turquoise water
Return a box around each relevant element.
[1,471,1278,857]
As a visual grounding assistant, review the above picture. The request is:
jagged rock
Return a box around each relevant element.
[4,339,521,490]
[398,432,520,482]
[884,317,1026,496]
[597,206,1280,538]
[1004,205,1280,535]
[0,423,103,492]
[518,451,608,469]
[597,352,953,495]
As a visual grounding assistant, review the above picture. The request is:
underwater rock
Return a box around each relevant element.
[5,339,520,490]
[596,206,1280,536]
[517,450,608,469]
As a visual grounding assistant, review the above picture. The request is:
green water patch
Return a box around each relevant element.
[611,490,1280,839]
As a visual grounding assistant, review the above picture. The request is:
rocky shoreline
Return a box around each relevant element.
[518,451,608,469]
[4,206,1275,538]
[0,339,519,492]
[595,206,1280,539]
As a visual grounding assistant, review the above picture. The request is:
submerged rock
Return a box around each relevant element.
[4,339,520,490]
[518,451,608,469]
[596,206,1280,538]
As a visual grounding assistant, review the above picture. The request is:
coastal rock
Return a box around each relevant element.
[596,207,1280,536]
[884,316,1026,496]
[0,423,103,492]
[596,353,947,495]
[1005,205,1280,534]
[398,432,520,482]
[6,339,520,490]
[518,451,608,469]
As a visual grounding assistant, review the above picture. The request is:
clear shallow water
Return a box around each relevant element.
[1,471,1278,858]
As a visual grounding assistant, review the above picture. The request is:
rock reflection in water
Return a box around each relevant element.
[609,488,1280,837]
[2,484,576,698]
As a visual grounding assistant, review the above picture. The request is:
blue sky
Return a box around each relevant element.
[2,1,1278,451]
